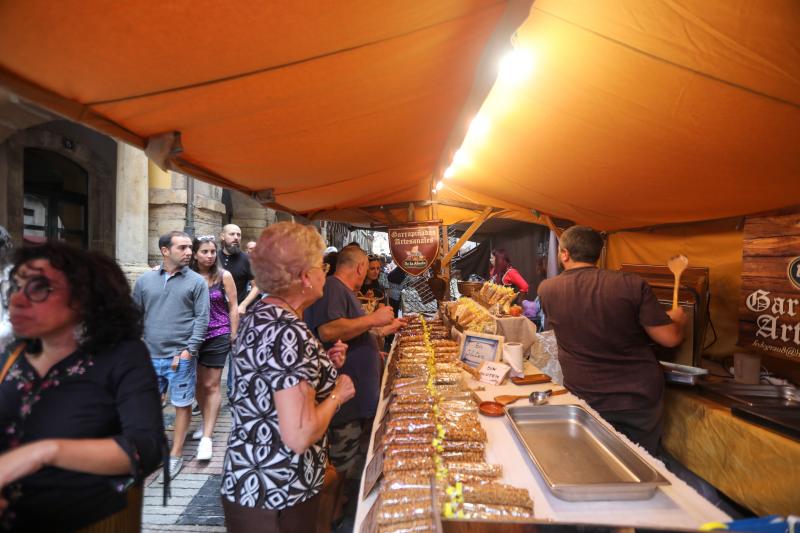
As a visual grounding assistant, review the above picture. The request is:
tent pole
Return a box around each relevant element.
[441,206,492,267]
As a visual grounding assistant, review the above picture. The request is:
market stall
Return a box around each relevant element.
[355,315,729,532]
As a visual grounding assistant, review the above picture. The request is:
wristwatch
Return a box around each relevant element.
[329,391,341,412]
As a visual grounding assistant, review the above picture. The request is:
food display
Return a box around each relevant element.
[441,297,496,333]
[476,282,518,312]
[373,315,534,530]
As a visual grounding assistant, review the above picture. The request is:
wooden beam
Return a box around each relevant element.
[441,206,492,267]
[380,206,401,226]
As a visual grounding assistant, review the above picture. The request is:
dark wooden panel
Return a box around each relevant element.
[741,278,800,295]
[743,211,800,240]
[741,256,798,280]
[742,235,800,257]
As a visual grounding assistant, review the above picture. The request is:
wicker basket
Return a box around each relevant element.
[457,281,483,298]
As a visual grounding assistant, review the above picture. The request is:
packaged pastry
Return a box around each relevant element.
[384,455,434,473]
[377,503,432,526]
[444,462,502,478]
[459,502,533,520]
[378,518,437,532]
[383,432,433,448]
[460,483,533,509]
[383,444,434,458]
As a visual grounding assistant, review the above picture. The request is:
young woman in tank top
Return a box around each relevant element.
[190,236,239,461]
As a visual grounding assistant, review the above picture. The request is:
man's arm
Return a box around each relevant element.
[237,285,260,315]
[317,305,394,343]
[644,307,687,347]
[187,281,210,354]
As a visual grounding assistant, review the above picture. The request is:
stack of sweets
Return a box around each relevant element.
[375,316,533,532]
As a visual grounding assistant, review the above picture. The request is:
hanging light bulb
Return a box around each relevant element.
[444,166,455,179]
[498,49,534,85]
[435,180,444,191]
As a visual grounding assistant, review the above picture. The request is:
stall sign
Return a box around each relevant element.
[738,209,800,362]
[388,222,440,276]
[478,361,511,385]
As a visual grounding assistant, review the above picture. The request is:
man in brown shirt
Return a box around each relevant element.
[538,226,686,454]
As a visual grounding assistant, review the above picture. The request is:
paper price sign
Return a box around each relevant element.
[478,361,511,385]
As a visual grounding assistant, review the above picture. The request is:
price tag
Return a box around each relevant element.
[478,361,511,385]
[360,495,381,533]
[362,447,384,499]
[372,416,389,453]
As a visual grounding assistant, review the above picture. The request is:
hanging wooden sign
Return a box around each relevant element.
[738,207,800,363]
[388,222,440,276]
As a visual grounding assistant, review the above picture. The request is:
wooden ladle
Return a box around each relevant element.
[667,255,689,310]
[493,394,530,406]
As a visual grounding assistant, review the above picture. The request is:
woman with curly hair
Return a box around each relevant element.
[221,222,354,533]
[0,242,166,532]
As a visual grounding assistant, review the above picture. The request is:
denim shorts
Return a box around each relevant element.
[152,356,197,408]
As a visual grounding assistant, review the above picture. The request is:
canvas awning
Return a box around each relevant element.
[1,0,798,230]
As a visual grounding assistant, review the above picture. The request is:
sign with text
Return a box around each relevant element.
[388,222,440,276]
[478,361,511,385]
[459,331,504,368]
[738,208,800,363]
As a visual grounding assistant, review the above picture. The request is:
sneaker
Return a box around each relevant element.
[191,402,201,416]
[190,427,203,441]
[197,437,213,461]
[160,456,183,483]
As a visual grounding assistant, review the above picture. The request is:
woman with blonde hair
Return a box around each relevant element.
[221,222,354,533]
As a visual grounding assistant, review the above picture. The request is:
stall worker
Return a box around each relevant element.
[537,226,686,454]
[489,249,529,298]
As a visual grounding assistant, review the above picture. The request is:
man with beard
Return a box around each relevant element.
[134,231,209,479]
[218,224,260,314]
[537,225,686,455]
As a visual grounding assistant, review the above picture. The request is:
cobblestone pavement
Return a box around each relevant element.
[142,394,230,533]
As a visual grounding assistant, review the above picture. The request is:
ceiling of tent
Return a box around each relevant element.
[0,0,798,231]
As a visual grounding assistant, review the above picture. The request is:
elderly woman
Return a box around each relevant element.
[221,222,354,533]
[0,242,165,532]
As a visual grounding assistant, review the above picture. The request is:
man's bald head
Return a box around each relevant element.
[220,224,242,254]
[335,246,369,289]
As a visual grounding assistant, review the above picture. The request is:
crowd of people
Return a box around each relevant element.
[0,223,413,532]
[0,220,698,531]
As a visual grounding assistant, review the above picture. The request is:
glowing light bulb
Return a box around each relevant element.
[498,49,534,84]
[468,114,490,139]
[453,149,467,167]
[444,166,455,179]
[435,181,444,191]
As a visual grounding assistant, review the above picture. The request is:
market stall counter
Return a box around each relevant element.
[355,317,729,532]
[662,387,800,516]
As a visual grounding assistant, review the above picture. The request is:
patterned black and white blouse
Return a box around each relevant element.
[221,301,337,510]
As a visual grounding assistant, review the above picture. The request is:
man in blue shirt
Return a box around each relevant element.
[304,246,403,520]
[133,230,209,480]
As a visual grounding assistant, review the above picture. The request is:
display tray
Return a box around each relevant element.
[699,382,800,408]
[731,405,800,441]
[505,404,669,502]
[660,361,707,386]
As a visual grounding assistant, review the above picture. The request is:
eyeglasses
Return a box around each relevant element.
[311,263,331,274]
[7,276,60,303]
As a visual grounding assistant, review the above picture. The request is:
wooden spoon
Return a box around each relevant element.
[667,255,689,310]
[493,394,530,406]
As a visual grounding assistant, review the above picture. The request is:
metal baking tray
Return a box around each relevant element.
[699,382,800,408]
[506,404,669,501]
[660,361,708,385]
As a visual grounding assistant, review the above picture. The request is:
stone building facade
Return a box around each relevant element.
[0,92,371,284]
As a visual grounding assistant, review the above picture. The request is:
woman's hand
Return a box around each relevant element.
[0,441,56,508]
[327,340,348,369]
[333,375,355,404]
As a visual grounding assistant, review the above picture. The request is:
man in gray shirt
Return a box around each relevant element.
[134,230,209,479]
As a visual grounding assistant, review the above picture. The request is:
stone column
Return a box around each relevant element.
[115,142,151,285]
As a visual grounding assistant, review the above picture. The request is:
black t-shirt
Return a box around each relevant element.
[220,251,253,303]
[304,277,381,424]
[538,267,672,412]
[0,339,165,532]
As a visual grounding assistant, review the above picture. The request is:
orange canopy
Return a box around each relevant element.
[1,0,798,229]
